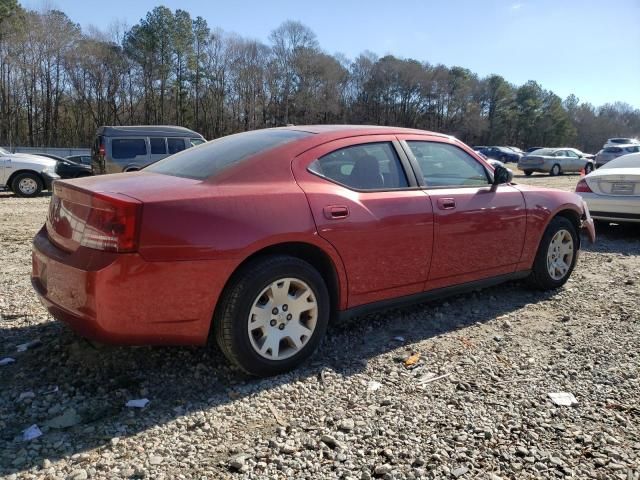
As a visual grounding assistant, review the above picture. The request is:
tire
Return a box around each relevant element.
[214,255,330,377]
[527,216,578,290]
[549,164,561,176]
[11,172,43,198]
[524,170,533,176]
[75,172,92,178]
[584,163,594,174]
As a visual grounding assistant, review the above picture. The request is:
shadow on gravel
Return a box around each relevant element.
[1,282,557,475]
[583,222,640,255]
[0,191,52,199]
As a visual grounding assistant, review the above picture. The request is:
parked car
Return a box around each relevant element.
[526,146,545,153]
[506,146,525,155]
[566,148,595,160]
[518,148,595,176]
[66,154,91,166]
[479,146,522,163]
[603,137,639,148]
[472,145,488,151]
[91,125,206,174]
[595,144,640,168]
[32,125,595,376]
[576,152,640,223]
[35,153,93,179]
[0,147,59,197]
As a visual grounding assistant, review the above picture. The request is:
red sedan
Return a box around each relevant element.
[32,126,596,376]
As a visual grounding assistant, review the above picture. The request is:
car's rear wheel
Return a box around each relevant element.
[524,170,533,176]
[11,172,43,198]
[549,164,561,176]
[214,255,330,376]
[527,216,578,290]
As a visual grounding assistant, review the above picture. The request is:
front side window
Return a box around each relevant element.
[150,137,167,154]
[111,139,147,159]
[308,142,409,191]
[406,141,489,188]
[168,138,186,154]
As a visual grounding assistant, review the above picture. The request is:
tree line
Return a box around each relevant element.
[0,1,639,153]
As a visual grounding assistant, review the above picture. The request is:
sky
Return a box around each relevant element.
[41,0,640,108]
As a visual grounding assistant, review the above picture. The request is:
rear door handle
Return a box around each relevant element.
[323,205,349,219]
[437,198,456,210]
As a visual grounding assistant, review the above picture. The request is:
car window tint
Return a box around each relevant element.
[168,138,186,154]
[147,129,312,180]
[406,141,489,188]
[190,138,205,147]
[150,137,167,154]
[308,142,408,191]
[111,139,147,159]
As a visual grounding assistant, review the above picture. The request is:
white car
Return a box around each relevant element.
[0,147,60,197]
[603,137,640,148]
[576,152,640,223]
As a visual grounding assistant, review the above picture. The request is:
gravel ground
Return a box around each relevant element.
[1,171,639,479]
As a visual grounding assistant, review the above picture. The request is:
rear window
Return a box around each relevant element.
[604,147,623,153]
[527,148,555,156]
[146,129,312,180]
[610,138,633,144]
[112,139,147,159]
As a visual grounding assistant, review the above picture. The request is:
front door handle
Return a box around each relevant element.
[323,205,349,219]
[437,198,456,210]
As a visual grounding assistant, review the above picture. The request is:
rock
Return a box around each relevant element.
[45,408,82,429]
[67,469,88,480]
[148,455,163,465]
[339,418,355,432]
[320,434,340,449]
[374,464,392,476]
[452,466,469,478]
[229,453,248,471]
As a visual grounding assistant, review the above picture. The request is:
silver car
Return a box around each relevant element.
[518,148,595,176]
[595,144,640,168]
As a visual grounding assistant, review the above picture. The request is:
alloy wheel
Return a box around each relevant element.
[247,277,318,361]
[546,229,574,280]
[18,178,38,195]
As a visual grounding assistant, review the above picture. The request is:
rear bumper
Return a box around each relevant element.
[31,226,234,345]
[578,193,640,223]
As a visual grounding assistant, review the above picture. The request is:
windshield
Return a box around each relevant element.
[0,147,9,155]
[146,129,312,180]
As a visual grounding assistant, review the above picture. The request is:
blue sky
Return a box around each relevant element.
[47,0,640,107]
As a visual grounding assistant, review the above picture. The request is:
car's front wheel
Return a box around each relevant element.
[11,172,43,198]
[527,216,578,290]
[524,170,533,176]
[214,255,330,376]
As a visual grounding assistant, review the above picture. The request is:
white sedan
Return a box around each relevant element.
[576,153,640,223]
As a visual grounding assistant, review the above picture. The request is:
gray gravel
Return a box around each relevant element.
[1,172,639,479]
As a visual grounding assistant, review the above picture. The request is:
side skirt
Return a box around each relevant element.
[337,270,531,322]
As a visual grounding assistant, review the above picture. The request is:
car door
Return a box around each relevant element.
[565,150,582,171]
[149,137,169,164]
[292,136,434,308]
[399,137,527,290]
[0,151,6,186]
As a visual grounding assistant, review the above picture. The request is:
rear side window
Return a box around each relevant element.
[111,139,147,159]
[190,138,205,147]
[168,138,186,154]
[625,146,640,153]
[604,147,623,153]
[150,137,167,154]
[308,142,408,191]
[146,129,312,180]
[406,141,489,187]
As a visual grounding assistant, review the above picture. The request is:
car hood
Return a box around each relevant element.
[6,153,57,167]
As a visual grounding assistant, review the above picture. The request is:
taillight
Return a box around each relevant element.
[80,192,141,252]
[575,179,592,193]
[98,144,105,156]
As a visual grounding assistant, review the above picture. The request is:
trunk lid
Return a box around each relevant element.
[585,168,640,196]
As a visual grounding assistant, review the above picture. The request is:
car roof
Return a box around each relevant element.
[96,125,204,138]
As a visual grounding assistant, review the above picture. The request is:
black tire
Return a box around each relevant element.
[584,163,594,174]
[214,255,330,377]
[11,172,43,198]
[524,170,533,176]
[549,164,561,176]
[527,216,578,290]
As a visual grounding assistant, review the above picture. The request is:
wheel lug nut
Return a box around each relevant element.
[270,319,277,327]
[286,314,292,320]
[272,308,278,315]
[278,324,285,330]
[282,305,288,312]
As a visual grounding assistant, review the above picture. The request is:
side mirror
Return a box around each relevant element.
[492,165,513,190]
